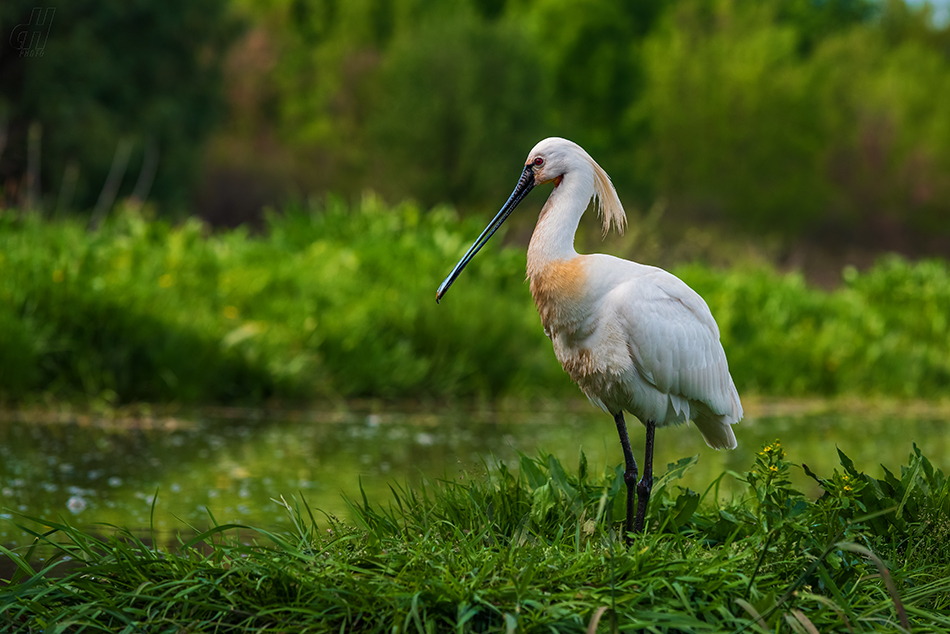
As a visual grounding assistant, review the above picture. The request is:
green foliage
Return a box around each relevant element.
[745,441,808,532]
[633,0,950,239]
[370,9,548,207]
[0,210,276,404]
[775,0,877,47]
[806,444,950,549]
[3,0,949,247]
[224,0,950,247]
[251,0,551,208]
[0,200,568,404]
[804,21,950,239]
[0,0,237,211]
[259,195,565,398]
[2,202,950,404]
[679,258,950,397]
[637,1,831,232]
[510,0,664,164]
[4,0,950,246]
[3,445,948,631]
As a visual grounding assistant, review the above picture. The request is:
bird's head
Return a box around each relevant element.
[436,137,625,303]
[523,137,585,188]
[525,137,626,237]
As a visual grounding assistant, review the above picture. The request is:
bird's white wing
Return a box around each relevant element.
[610,270,740,420]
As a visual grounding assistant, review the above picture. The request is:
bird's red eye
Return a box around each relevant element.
[533,157,544,166]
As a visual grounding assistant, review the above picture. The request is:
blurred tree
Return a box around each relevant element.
[370,9,548,207]
[0,0,238,214]
[234,0,550,209]
[635,0,950,249]
[774,0,877,50]
[811,26,950,246]
[508,0,665,179]
[638,1,831,233]
[880,0,950,55]
[22,0,943,252]
[246,0,402,196]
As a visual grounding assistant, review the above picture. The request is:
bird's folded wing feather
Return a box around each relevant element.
[612,272,740,419]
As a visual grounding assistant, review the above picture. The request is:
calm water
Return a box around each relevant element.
[1,401,948,567]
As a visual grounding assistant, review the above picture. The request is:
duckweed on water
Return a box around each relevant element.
[1,444,948,632]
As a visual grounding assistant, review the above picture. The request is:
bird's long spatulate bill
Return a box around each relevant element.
[436,166,536,302]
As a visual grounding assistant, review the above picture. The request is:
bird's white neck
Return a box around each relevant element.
[526,170,594,278]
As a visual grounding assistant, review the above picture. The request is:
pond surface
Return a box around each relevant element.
[1,400,948,571]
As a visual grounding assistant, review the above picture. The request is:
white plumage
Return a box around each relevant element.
[437,137,742,539]
[547,255,742,450]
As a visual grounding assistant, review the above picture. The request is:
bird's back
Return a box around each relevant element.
[533,254,742,449]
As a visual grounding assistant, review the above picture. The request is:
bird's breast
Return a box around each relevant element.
[529,257,628,400]
[528,258,589,335]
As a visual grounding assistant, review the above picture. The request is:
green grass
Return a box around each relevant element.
[2,443,949,632]
[2,200,950,405]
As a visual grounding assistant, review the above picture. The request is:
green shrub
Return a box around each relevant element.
[0,199,568,404]
[1,201,949,405]
[680,257,950,397]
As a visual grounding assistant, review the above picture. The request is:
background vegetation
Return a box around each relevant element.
[0,0,236,212]
[1,0,950,250]
[2,201,949,406]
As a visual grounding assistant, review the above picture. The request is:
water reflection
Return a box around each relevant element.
[1,402,947,556]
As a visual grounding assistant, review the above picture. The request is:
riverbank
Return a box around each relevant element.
[2,444,947,631]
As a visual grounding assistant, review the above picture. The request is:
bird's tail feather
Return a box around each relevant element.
[694,414,738,450]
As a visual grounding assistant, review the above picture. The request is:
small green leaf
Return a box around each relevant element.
[671,489,700,528]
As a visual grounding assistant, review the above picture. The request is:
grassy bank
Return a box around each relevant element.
[2,443,948,631]
[2,201,950,405]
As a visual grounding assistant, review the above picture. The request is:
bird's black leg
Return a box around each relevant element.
[634,419,656,534]
[613,412,638,544]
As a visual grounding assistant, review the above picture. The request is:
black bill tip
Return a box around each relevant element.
[434,164,536,305]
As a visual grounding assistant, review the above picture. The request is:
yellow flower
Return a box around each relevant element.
[159,274,173,288]
[843,485,852,492]
[769,465,778,473]
[223,305,239,320]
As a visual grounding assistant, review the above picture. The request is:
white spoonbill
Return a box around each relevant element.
[436,137,742,539]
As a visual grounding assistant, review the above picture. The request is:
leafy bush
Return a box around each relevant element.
[0,199,567,404]
[680,257,950,397]
[1,201,949,405]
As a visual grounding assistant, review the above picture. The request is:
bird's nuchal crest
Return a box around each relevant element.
[585,155,626,237]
